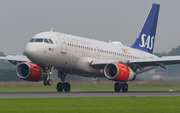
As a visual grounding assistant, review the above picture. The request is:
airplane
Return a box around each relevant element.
[1,3,180,92]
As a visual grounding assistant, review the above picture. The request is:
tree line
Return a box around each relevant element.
[154,45,180,77]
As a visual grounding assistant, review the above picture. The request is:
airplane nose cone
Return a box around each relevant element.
[24,44,39,59]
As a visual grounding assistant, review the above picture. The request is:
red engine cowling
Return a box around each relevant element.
[16,62,46,81]
[104,62,136,82]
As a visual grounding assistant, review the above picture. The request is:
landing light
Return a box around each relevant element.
[100,69,103,73]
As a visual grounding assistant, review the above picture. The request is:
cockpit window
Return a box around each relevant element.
[35,38,44,42]
[49,39,54,44]
[29,38,35,42]
[44,38,49,43]
[29,38,53,44]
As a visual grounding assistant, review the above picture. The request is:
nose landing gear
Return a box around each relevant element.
[43,67,52,86]
[43,78,52,86]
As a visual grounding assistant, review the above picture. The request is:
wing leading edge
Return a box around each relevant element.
[91,56,180,69]
[0,55,31,65]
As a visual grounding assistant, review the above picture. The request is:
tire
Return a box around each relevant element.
[114,82,121,92]
[43,79,48,86]
[64,82,71,92]
[121,83,128,92]
[47,79,52,86]
[57,82,63,92]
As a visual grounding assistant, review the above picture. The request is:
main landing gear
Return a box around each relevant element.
[43,67,52,86]
[114,82,128,92]
[56,71,71,92]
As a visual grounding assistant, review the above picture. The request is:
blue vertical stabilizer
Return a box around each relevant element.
[131,3,160,54]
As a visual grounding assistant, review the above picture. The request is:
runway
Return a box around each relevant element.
[0,91,179,98]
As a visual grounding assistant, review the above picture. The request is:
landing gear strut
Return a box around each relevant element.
[56,71,71,92]
[43,67,52,86]
[114,82,128,92]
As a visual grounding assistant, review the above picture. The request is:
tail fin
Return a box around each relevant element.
[131,3,160,54]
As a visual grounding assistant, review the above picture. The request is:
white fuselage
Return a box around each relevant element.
[24,32,158,78]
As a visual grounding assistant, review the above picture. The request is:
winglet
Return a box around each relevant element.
[131,3,160,54]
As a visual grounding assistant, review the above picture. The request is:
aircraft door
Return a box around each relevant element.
[139,51,145,59]
[57,35,66,54]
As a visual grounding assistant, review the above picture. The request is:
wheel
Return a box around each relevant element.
[47,79,52,86]
[57,82,63,92]
[114,82,121,92]
[43,79,47,86]
[64,82,71,92]
[121,83,128,92]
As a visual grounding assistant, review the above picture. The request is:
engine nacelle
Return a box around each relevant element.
[16,62,46,81]
[104,62,136,82]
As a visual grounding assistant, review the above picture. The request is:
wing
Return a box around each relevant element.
[0,55,31,65]
[91,56,180,70]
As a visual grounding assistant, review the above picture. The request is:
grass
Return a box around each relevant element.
[0,97,180,113]
[0,81,179,113]
[0,80,179,92]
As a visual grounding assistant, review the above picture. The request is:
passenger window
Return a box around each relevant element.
[44,38,49,43]
[49,39,54,44]
[35,38,43,42]
[29,38,35,42]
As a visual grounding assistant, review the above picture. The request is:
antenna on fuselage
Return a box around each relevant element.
[50,28,53,32]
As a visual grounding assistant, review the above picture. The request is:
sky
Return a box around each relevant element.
[0,0,180,55]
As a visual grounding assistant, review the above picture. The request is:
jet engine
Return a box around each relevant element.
[104,62,136,82]
[16,62,46,81]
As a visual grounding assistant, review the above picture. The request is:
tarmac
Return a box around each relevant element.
[0,91,179,98]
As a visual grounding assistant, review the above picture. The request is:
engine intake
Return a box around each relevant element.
[104,62,136,82]
[17,62,46,81]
